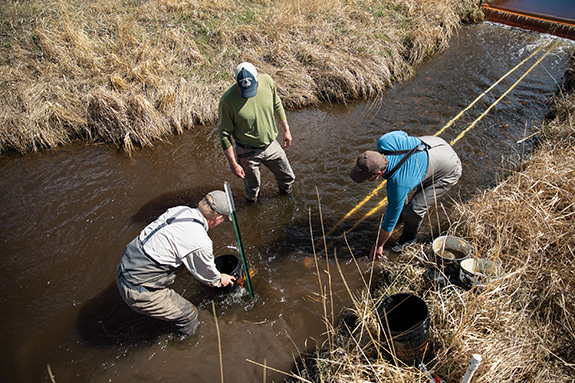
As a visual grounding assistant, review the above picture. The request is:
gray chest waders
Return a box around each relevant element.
[120,209,204,289]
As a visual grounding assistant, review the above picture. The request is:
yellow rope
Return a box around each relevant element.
[323,40,558,240]
[450,41,558,146]
[435,43,545,137]
[324,179,387,237]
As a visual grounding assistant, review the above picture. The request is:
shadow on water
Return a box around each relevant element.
[77,278,255,348]
[76,282,171,347]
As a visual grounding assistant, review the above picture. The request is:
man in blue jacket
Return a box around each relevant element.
[350,131,462,258]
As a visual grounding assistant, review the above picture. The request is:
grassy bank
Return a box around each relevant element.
[290,56,575,382]
[0,0,482,154]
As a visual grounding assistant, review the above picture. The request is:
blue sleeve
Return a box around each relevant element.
[382,182,411,232]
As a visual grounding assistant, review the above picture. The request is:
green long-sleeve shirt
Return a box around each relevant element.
[217,73,286,150]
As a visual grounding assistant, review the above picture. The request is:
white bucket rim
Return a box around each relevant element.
[460,258,504,278]
[432,235,473,260]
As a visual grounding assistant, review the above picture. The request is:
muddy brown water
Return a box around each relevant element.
[436,249,467,261]
[1,23,574,382]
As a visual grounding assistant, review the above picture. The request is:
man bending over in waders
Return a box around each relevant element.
[116,191,236,337]
[350,131,462,259]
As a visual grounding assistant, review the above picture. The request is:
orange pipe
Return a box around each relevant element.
[482,4,575,40]
[482,4,575,27]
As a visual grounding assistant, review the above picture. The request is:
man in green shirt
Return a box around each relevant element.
[217,62,295,202]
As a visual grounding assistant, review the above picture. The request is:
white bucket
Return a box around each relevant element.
[459,258,504,290]
[432,236,473,262]
[432,236,473,277]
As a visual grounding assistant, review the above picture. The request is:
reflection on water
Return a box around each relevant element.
[0,23,574,382]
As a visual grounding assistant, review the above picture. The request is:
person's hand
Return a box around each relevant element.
[220,273,236,287]
[370,228,391,259]
[283,130,292,148]
[370,244,385,260]
[231,163,245,179]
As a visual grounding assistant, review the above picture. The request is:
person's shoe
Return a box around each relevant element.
[391,240,416,253]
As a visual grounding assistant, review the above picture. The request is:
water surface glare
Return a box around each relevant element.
[1,23,574,382]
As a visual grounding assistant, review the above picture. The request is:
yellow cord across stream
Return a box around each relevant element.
[323,40,559,241]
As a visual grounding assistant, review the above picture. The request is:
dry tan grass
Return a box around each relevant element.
[0,0,481,154]
[288,58,575,383]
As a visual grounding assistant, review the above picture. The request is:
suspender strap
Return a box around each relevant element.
[141,208,203,247]
[382,148,415,155]
[384,143,427,180]
[138,209,204,270]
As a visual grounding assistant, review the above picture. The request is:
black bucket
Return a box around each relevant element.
[214,254,243,289]
[376,293,431,366]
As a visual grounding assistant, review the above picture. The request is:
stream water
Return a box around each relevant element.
[1,22,574,382]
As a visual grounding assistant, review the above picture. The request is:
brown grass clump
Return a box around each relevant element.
[288,58,575,383]
[0,0,481,154]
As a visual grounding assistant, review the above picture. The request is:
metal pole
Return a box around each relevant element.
[224,181,254,300]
